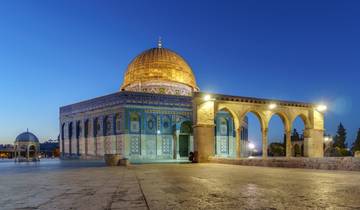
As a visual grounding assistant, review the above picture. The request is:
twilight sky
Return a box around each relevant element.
[0,0,359,147]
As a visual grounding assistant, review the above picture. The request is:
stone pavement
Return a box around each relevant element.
[1,162,360,209]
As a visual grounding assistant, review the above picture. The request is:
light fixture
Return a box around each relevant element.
[269,103,277,110]
[204,94,211,101]
[324,136,332,142]
[248,143,255,150]
[317,104,327,112]
[157,130,161,134]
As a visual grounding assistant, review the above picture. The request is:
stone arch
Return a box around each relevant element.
[239,110,266,131]
[84,120,89,138]
[68,122,73,154]
[28,144,37,158]
[266,111,292,157]
[93,118,100,137]
[61,123,65,155]
[215,108,237,157]
[266,112,289,157]
[193,93,325,160]
[291,113,311,131]
[267,112,291,133]
[238,110,267,157]
[216,105,240,129]
[75,120,81,156]
[84,119,89,156]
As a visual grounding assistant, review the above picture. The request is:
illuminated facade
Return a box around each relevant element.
[60,42,325,163]
[60,43,249,162]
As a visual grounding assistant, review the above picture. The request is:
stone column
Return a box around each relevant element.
[193,95,216,162]
[286,129,292,158]
[173,133,177,159]
[304,128,324,157]
[194,124,215,162]
[262,128,268,158]
[27,145,30,160]
[235,128,241,158]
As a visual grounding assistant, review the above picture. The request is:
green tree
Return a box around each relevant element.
[293,144,301,157]
[351,128,360,153]
[291,129,300,141]
[333,123,347,149]
[269,142,285,157]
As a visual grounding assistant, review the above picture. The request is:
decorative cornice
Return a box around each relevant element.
[60,91,193,116]
[194,92,314,108]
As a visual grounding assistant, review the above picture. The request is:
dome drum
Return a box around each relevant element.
[123,80,194,96]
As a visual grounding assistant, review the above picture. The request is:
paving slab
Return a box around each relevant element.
[0,160,360,209]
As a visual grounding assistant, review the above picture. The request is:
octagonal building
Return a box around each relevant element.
[59,43,249,162]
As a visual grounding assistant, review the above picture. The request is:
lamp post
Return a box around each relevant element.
[248,142,255,157]
[324,135,333,156]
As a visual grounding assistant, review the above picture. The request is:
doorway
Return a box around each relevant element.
[179,134,189,157]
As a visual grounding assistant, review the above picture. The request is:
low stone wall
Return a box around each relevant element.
[209,156,360,171]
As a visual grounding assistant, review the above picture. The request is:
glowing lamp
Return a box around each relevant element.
[204,94,211,101]
[317,104,327,112]
[248,143,255,150]
[324,136,332,142]
[269,103,277,110]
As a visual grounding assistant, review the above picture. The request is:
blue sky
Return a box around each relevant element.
[0,0,359,146]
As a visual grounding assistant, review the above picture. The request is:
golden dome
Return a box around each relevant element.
[121,46,198,94]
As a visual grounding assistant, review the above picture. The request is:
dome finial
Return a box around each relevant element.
[157,36,162,48]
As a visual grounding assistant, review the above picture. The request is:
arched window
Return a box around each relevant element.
[61,123,65,140]
[93,118,100,137]
[215,110,235,156]
[130,112,140,133]
[115,114,121,133]
[68,122,73,140]
[84,120,89,138]
[103,116,112,136]
[219,117,228,136]
[162,115,172,133]
[146,114,156,133]
[68,122,73,154]
[76,121,81,139]
[180,121,192,134]
[61,123,65,154]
